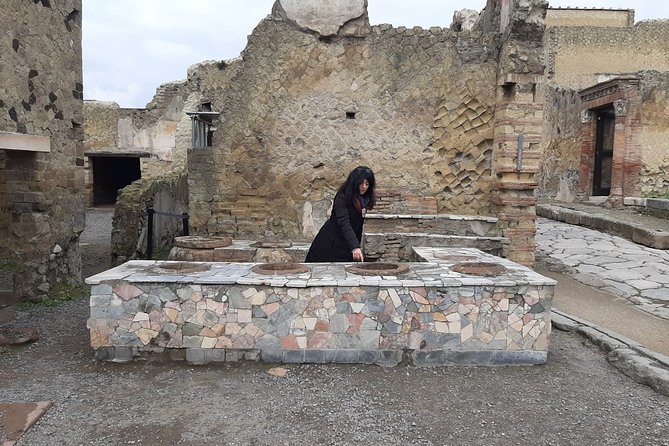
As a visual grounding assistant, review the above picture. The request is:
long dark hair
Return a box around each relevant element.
[337,166,376,210]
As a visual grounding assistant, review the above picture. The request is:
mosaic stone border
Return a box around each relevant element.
[87,248,555,366]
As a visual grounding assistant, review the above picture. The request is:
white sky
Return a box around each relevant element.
[82,0,669,108]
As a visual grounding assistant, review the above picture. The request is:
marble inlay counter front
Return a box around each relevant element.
[86,248,555,366]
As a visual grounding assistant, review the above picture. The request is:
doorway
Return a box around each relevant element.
[90,155,141,205]
[593,107,615,196]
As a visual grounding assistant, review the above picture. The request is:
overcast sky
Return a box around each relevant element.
[82,0,668,108]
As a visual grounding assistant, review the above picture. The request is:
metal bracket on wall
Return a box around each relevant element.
[517,132,524,172]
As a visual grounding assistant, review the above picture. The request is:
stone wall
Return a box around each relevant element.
[0,0,84,300]
[83,81,193,205]
[639,71,669,196]
[545,21,669,90]
[188,2,502,243]
[539,19,669,202]
[111,171,188,263]
[536,87,582,201]
[545,8,633,28]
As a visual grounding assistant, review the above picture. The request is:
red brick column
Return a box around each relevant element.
[490,83,543,267]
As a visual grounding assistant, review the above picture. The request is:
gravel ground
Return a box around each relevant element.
[1,209,668,445]
[79,207,115,279]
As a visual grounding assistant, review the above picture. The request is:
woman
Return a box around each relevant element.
[305,166,376,262]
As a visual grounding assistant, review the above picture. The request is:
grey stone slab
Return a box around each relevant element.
[186,348,206,365]
[90,306,123,320]
[283,349,305,363]
[224,349,244,362]
[150,286,179,302]
[94,347,115,361]
[627,279,662,291]
[359,350,379,364]
[260,348,283,363]
[493,350,547,365]
[228,288,251,309]
[571,273,607,288]
[90,295,112,307]
[442,350,495,365]
[577,264,607,275]
[306,279,338,287]
[646,274,669,285]
[382,321,402,334]
[194,276,239,285]
[285,280,308,287]
[305,349,327,363]
[641,288,669,301]
[599,269,646,281]
[329,314,350,333]
[376,350,403,366]
[90,284,113,295]
[412,349,447,366]
[112,347,135,362]
[601,280,638,298]
[204,349,227,363]
[332,349,360,363]
[367,298,385,312]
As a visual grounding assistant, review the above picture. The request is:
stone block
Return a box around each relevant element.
[305,349,327,363]
[443,350,494,365]
[260,348,283,363]
[493,350,547,365]
[283,349,305,363]
[331,349,359,363]
[186,348,206,365]
[376,350,402,366]
[204,349,227,363]
[113,347,135,362]
[94,347,115,361]
[359,350,379,364]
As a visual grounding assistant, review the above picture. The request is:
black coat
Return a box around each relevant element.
[305,191,365,262]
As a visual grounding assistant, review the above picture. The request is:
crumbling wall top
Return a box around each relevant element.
[272,0,370,37]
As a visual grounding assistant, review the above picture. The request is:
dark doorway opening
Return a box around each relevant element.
[593,107,615,196]
[91,155,141,205]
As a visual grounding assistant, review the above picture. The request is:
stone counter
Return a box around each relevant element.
[86,248,555,366]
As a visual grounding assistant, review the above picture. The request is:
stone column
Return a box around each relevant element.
[490,0,548,267]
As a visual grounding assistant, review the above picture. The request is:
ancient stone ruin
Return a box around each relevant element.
[179,0,545,266]
[1,0,84,301]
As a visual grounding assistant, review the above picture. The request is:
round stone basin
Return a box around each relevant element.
[174,236,232,249]
[151,262,211,274]
[251,262,310,275]
[346,262,410,276]
[250,240,292,248]
[434,253,478,262]
[450,261,506,277]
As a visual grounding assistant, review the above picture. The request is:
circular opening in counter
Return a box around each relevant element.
[346,262,410,276]
[251,262,310,275]
[173,236,232,249]
[450,262,506,277]
[250,240,293,248]
[152,262,211,274]
[434,253,478,262]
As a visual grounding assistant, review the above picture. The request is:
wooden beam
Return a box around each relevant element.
[0,131,50,153]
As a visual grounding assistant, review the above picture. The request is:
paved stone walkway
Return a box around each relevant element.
[536,217,669,321]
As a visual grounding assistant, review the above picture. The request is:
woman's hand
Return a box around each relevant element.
[352,248,364,262]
